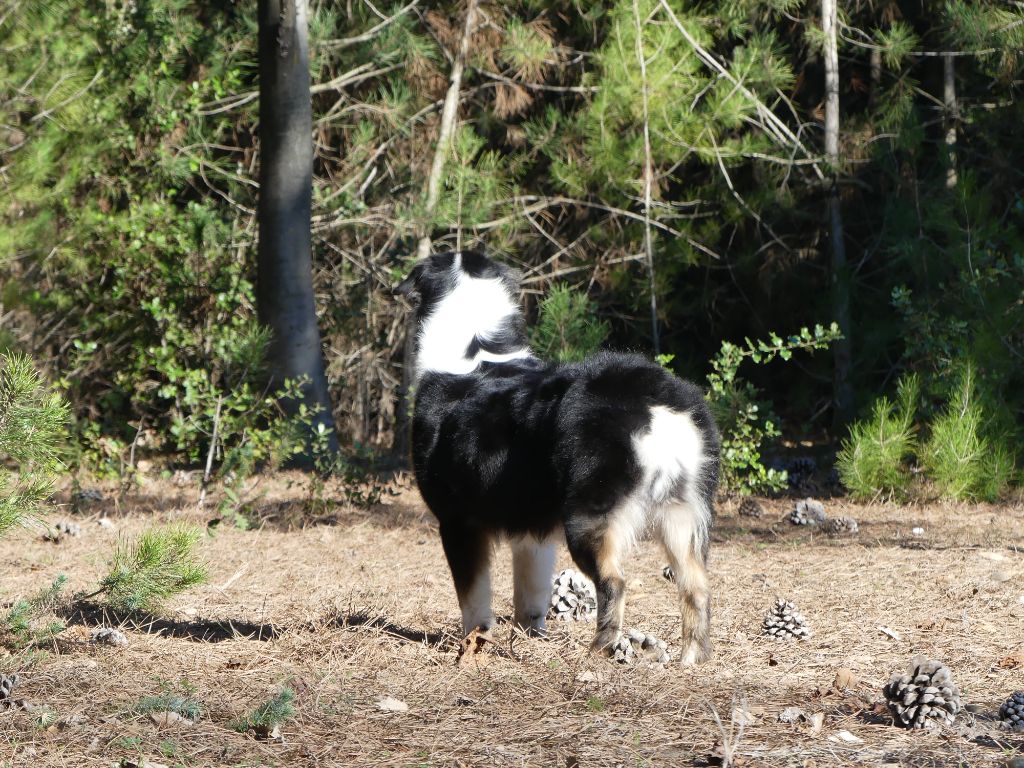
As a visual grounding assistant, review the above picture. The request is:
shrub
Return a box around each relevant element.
[531,284,609,362]
[97,525,208,613]
[836,375,919,500]
[920,366,1015,501]
[0,353,68,535]
[706,325,842,495]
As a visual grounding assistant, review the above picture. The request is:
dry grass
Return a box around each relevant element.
[2,475,1023,767]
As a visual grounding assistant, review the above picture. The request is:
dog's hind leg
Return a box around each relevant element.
[512,535,557,636]
[565,518,628,654]
[656,499,711,665]
[439,521,494,636]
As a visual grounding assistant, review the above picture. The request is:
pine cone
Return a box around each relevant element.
[762,598,811,640]
[612,628,670,665]
[824,516,859,535]
[738,498,763,518]
[999,691,1024,732]
[43,520,82,542]
[882,657,962,729]
[549,569,597,622]
[0,674,18,709]
[789,498,826,526]
[90,627,129,647]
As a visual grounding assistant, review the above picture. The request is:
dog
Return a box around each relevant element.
[395,251,720,663]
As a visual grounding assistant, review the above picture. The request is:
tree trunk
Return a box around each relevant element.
[943,53,958,189]
[257,0,338,458]
[822,0,854,427]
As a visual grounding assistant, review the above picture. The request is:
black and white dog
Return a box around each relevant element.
[396,251,720,664]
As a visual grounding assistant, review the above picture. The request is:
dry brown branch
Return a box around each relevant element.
[320,0,420,49]
[414,0,480,261]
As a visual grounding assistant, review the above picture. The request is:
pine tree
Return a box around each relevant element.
[0,354,68,535]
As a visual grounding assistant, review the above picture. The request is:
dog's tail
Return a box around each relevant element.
[632,401,719,550]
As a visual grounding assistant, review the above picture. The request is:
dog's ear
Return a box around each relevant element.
[393,263,424,300]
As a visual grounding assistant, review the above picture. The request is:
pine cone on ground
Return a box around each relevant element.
[789,498,826,526]
[999,691,1024,732]
[90,627,129,647]
[612,628,670,665]
[882,657,962,729]
[549,569,597,622]
[738,498,764,518]
[762,598,811,640]
[43,520,82,542]
[824,516,859,535]
[0,674,18,709]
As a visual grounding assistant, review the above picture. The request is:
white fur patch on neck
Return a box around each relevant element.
[415,269,531,380]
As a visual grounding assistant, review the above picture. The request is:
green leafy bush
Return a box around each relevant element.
[0,353,68,535]
[531,284,609,362]
[920,366,1016,501]
[97,525,208,613]
[706,325,842,495]
[836,375,919,500]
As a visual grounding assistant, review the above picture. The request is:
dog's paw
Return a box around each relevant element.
[608,629,670,665]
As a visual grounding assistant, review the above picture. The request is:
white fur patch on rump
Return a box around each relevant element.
[632,405,705,503]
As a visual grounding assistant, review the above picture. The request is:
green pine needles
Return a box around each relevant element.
[231,687,296,736]
[836,375,919,500]
[2,575,68,649]
[0,353,69,536]
[837,365,1016,502]
[531,284,609,362]
[920,366,1015,502]
[98,525,208,613]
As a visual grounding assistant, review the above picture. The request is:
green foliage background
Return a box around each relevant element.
[1,0,1022,487]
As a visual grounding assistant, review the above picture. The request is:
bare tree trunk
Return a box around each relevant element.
[257,0,338,459]
[395,0,478,461]
[943,53,958,189]
[823,0,854,427]
[633,0,659,356]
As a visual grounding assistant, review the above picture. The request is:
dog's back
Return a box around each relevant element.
[413,351,718,535]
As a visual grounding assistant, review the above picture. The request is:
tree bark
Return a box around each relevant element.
[823,0,854,427]
[257,0,338,457]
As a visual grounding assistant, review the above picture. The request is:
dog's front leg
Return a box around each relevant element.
[511,535,557,636]
[439,521,494,635]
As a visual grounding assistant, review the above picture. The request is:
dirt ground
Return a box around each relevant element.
[1,474,1023,767]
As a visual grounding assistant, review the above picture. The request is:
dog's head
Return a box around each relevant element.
[393,251,522,314]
